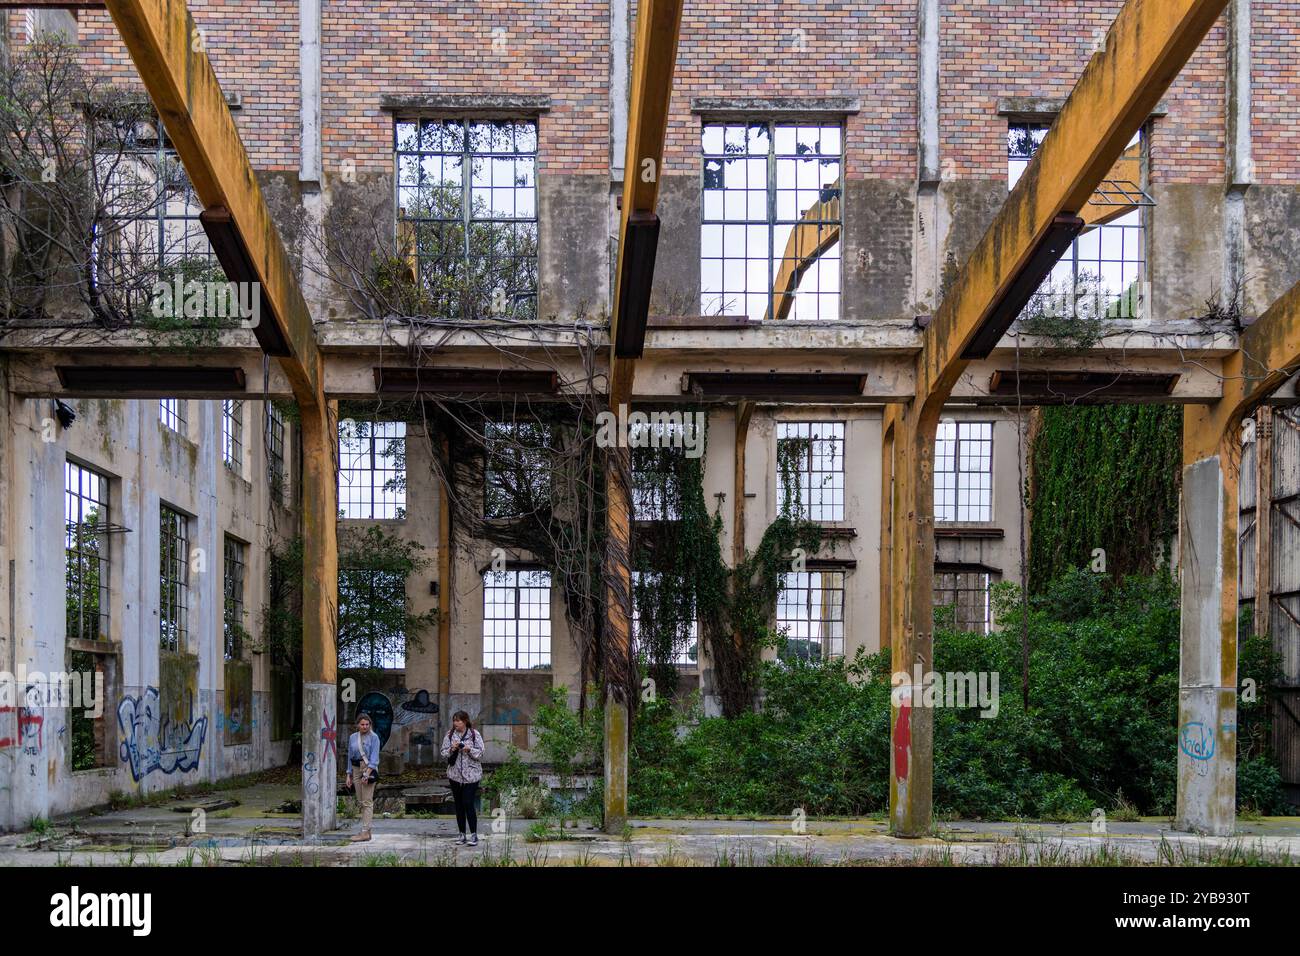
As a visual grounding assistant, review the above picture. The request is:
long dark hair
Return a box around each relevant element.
[451,710,473,736]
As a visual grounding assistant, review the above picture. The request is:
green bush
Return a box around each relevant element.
[623,571,1292,819]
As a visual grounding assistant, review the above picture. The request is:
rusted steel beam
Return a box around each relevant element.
[610,0,683,359]
[102,0,323,406]
[888,0,1231,839]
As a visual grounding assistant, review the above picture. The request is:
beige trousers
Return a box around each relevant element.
[353,771,375,833]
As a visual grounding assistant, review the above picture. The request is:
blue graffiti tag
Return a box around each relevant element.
[1178,721,1216,761]
[117,687,208,781]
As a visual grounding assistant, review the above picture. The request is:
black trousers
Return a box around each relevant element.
[449,780,479,834]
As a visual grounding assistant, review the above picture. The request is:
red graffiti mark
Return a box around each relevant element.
[320,713,336,761]
[18,709,43,749]
[894,698,911,782]
[0,705,15,748]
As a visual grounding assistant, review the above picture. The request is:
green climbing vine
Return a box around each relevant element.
[632,419,823,715]
[1028,404,1182,590]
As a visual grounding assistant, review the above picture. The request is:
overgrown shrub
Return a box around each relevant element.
[621,571,1290,819]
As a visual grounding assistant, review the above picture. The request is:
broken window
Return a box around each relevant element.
[701,121,842,320]
[222,400,244,473]
[223,535,247,660]
[482,568,552,670]
[159,398,186,434]
[630,417,693,521]
[777,570,845,662]
[338,568,407,669]
[266,403,286,494]
[483,421,552,519]
[396,118,538,320]
[159,504,190,653]
[934,568,992,634]
[65,460,111,643]
[338,420,406,520]
[632,570,698,666]
[777,421,845,522]
[935,420,993,523]
[93,114,215,314]
[1008,122,1147,318]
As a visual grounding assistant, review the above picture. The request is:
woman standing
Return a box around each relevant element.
[441,710,484,845]
[345,712,381,843]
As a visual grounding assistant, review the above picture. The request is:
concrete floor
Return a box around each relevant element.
[3,781,1298,866]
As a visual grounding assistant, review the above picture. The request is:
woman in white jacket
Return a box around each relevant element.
[440,710,485,845]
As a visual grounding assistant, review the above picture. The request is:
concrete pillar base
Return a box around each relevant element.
[302,681,338,839]
[1175,685,1238,836]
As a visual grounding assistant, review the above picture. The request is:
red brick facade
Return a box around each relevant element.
[4,3,1285,187]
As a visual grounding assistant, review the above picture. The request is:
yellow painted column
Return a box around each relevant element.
[886,399,942,838]
[300,398,339,838]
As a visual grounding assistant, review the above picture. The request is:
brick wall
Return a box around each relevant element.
[940,0,1226,185]
[662,0,917,180]
[1252,0,1300,184]
[320,2,609,175]
[8,4,303,172]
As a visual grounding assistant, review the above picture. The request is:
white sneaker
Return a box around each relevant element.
[456,834,467,845]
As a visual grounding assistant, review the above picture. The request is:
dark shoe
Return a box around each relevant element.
[469,833,479,847]
[456,833,467,845]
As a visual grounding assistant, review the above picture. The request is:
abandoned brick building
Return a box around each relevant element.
[1,0,1298,834]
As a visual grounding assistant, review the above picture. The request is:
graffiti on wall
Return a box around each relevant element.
[222,660,254,746]
[117,686,208,781]
[1178,721,1215,777]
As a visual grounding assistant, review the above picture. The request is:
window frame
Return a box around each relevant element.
[700,119,845,321]
[338,419,407,520]
[394,117,539,320]
[222,399,244,474]
[934,567,993,635]
[934,419,994,524]
[776,569,846,662]
[223,534,247,660]
[65,460,113,644]
[776,420,846,523]
[337,567,408,670]
[159,503,190,653]
[482,567,553,671]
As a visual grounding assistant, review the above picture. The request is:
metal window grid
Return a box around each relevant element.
[223,535,246,660]
[631,570,698,666]
[222,400,244,472]
[1008,123,1147,316]
[159,504,189,652]
[777,570,846,661]
[701,121,843,321]
[338,420,407,519]
[482,568,552,670]
[935,421,993,523]
[97,116,213,270]
[65,461,112,643]
[776,421,845,522]
[266,403,286,490]
[395,119,538,320]
[159,398,186,433]
[934,570,992,634]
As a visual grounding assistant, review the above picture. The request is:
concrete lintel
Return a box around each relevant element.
[996,95,1169,120]
[691,96,861,117]
[380,94,553,115]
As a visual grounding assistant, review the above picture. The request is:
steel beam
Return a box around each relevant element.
[101,0,337,836]
[888,0,1231,838]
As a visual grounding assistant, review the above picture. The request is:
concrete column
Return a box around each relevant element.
[914,0,942,313]
[1223,0,1252,301]
[884,401,940,837]
[299,399,338,838]
[299,0,322,184]
[1175,405,1239,835]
